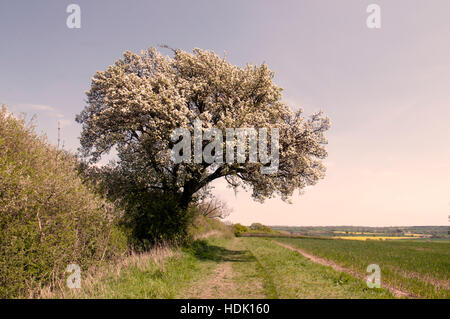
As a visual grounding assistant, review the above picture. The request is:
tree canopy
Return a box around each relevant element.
[76,47,330,209]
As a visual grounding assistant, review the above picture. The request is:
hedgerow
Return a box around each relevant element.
[0,106,127,298]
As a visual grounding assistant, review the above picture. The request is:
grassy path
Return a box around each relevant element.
[180,237,393,299]
[60,236,395,299]
[179,238,268,298]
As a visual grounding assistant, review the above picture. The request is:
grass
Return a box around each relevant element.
[239,238,392,299]
[49,235,447,299]
[276,237,450,298]
[232,239,278,298]
[47,244,207,298]
[55,236,239,299]
[182,237,393,299]
[178,237,272,298]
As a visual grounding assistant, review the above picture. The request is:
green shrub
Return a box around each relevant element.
[78,164,196,247]
[121,191,194,247]
[188,206,234,239]
[0,106,127,298]
[249,223,273,233]
[232,223,250,237]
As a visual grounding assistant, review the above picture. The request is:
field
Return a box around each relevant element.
[49,235,449,299]
[276,237,449,298]
[271,225,448,239]
[334,236,419,241]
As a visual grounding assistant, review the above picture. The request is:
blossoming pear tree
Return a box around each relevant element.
[76,47,330,209]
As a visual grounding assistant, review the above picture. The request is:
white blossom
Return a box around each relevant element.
[76,47,330,206]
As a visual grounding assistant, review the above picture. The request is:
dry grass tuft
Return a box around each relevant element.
[36,243,177,299]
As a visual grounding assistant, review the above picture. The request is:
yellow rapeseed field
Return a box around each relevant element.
[335,236,418,241]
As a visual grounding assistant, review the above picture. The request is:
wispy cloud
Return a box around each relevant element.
[14,103,69,125]
[20,104,55,112]
[8,103,73,130]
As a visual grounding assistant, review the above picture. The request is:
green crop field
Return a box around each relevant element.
[275,237,450,298]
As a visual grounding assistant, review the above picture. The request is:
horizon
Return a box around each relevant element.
[266,224,448,227]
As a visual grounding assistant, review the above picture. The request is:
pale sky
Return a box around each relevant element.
[1,0,449,226]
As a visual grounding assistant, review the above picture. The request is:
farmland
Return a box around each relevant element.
[270,225,449,240]
[275,237,449,298]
